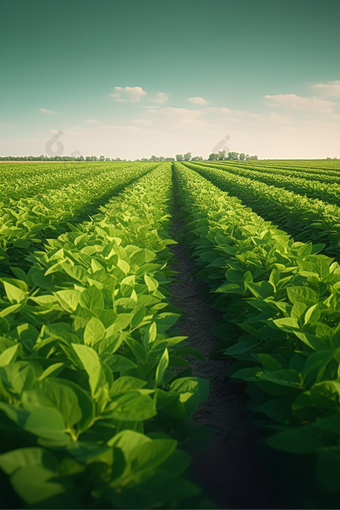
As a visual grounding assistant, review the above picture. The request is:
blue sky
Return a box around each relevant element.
[0,0,339,159]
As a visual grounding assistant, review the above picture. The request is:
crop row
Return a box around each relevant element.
[239,160,340,175]
[0,162,145,201]
[174,162,340,495]
[221,161,340,181]
[0,163,156,275]
[185,162,340,260]
[0,163,208,509]
[197,161,340,206]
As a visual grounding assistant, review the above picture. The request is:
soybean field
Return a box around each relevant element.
[1,159,340,509]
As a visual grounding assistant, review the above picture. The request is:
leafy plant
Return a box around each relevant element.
[0,163,208,508]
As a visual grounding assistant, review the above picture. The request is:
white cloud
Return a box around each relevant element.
[110,86,146,103]
[86,119,101,124]
[264,94,336,113]
[39,108,57,114]
[149,92,169,104]
[312,81,340,97]
[188,97,208,105]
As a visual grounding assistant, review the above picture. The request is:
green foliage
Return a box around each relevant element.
[0,162,158,275]
[0,164,208,508]
[185,161,340,261]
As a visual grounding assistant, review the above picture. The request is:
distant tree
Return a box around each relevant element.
[150,155,160,161]
[208,153,218,161]
[218,150,226,160]
[176,154,184,161]
[191,156,203,161]
[184,152,192,161]
[239,153,246,161]
[99,155,105,161]
[86,156,92,161]
[105,157,110,161]
[159,156,165,161]
[228,152,239,160]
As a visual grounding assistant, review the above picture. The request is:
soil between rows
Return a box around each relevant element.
[169,181,295,509]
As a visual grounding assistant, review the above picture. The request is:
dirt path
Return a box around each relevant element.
[169,173,294,509]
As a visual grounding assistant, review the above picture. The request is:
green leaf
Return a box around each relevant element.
[0,344,19,367]
[3,280,27,304]
[80,285,104,311]
[40,380,82,428]
[302,350,333,388]
[0,447,55,475]
[38,363,65,381]
[310,381,340,411]
[287,286,318,306]
[113,439,177,487]
[260,369,302,388]
[267,425,324,453]
[110,376,147,395]
[108,355,138,372]
[108,391,156,421]
[72,344,107,398]
[84,317,105,346]
[24,407,70,443]
[143,322,157,350]
[55,290,81,312]
[11,465,65,504]
[304,304,321,325]
[155,349,169,387]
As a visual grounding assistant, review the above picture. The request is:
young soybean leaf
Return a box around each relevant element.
[2,280,27,304]
[84,317,105,346]
[116,439,177,486]
[80,285,104,311]
[0,447,56,476]
[0,344,19,367]
[55,290,81,312]
[143,322,157,350]
[304,304,321,325]
[40,380,82,429]
[24,407,70,443]
[107,391,156,421]
[72,344,107,398]
[10,465,65,504]
[108,355,138,372]
[155,349,169,387]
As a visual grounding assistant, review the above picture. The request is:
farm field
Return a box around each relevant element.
[1,160,340,508]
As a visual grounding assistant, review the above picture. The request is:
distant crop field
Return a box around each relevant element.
[1,159,340,508]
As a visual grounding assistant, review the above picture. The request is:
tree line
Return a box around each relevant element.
[0,151,258,162]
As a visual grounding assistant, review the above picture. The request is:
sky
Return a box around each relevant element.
[0,0,339,159]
